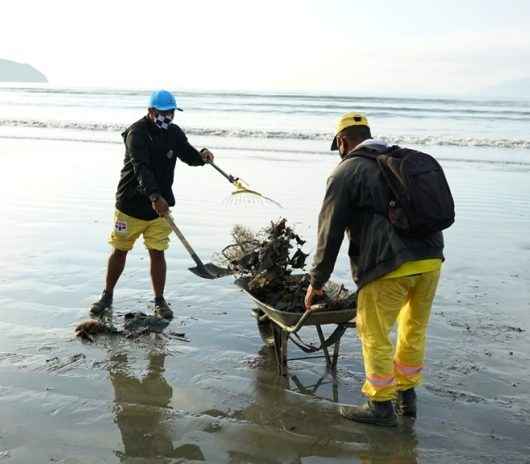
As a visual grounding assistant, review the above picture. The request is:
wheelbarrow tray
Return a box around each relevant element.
[235,277,355,328]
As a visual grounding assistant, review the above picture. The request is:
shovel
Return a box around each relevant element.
[164,214,232,280]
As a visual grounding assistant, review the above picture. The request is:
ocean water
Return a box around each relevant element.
[1,85,530,158]
[1,86,530,463]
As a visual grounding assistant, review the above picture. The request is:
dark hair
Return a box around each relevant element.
[340,125,372,141]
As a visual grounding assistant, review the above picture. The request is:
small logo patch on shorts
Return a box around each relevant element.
[115,220,128,234]
[166,149,174,159]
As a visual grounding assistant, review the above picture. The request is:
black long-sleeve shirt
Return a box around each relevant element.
[115,116,204,220]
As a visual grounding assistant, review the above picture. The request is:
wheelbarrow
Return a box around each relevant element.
[235,277,356,376]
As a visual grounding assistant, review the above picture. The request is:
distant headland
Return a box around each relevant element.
[0,58,47,83]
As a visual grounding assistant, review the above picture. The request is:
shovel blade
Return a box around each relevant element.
[189,263,233,280]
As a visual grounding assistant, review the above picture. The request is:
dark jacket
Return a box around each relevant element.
[310,144,444,290]
[115,116,205,220]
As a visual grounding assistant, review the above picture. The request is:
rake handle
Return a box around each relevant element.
[208,160,237,184]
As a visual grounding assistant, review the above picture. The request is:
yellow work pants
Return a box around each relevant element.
[356,270,441,401]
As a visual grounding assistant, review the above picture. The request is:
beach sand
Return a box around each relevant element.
[0,138,529,463]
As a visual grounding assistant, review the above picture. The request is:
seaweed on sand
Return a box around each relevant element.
[75,312,171,342]
[221,219,355,313]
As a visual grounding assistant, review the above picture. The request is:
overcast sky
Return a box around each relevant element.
[2,0,530,94]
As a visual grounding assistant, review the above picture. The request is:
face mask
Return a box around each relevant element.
[154,113,173,130]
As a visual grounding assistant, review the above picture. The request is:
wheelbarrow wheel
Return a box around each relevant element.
[254,309,275,347]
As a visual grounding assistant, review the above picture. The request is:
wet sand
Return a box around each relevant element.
[0,138,529,463]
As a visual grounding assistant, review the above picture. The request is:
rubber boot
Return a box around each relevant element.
[154,296,173,320]
[90,290,113,316]
[396,388,417,418]
[339,400,398,427]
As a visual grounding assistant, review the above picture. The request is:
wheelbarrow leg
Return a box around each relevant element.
[316,325,332,368]
[272,325,282,372]
[279,330,289,376]
[272,325,288,376]
[332,377,339,402]
[331,337,341,371]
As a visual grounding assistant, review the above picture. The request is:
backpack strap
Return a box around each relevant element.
[347,145,407,193]
[347,145,400,160]
[344,145,408,215]
[341,145,398,165]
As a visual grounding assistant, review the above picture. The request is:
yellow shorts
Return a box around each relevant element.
[108,210,171,251]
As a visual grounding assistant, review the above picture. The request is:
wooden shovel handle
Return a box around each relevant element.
[164,214,205,268]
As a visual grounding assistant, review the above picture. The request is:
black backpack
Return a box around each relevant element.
[355,145,455,238]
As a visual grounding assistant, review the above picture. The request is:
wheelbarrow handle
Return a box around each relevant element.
[272,306,323,334]
[288,310,313,333]
[164,214,205,269]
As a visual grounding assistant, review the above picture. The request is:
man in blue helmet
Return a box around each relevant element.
[90,90,214,320]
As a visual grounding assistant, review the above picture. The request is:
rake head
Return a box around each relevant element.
[223,179,283,208]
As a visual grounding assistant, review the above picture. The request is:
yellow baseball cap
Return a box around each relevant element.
[331,112,369,150]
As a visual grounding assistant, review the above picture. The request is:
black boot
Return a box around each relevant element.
[154,296,173,320]
[339,400,397,427]
[90,290,113,316]
[396,388,417,418]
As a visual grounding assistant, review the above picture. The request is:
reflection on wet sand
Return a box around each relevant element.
[102,330,421,463]
[108,350,205,462]
[290,373,339,402]
[231,346,420,464]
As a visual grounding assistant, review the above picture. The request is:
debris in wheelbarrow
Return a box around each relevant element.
[220,218,356,312]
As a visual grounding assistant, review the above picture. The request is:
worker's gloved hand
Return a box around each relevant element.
[304,284,324,311]
[150,195,169,217]
[200,148,214,163]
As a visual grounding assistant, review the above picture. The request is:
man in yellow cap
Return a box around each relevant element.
[305,112,444,426]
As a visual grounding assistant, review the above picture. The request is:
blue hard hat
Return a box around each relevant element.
[148,90,182,111]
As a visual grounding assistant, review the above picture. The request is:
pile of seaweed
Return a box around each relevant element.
[74,312,188,343]
[221,219,355,313]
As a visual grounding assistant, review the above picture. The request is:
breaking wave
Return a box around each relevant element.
[2,118,530,150]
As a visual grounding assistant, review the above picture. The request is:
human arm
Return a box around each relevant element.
[307,172,351,304]
[175,128,213,166]
[304,284,325,310]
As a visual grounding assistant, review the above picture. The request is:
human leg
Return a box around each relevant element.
[357,277,412,401]
[144,217,172,319]
[148,249,166,299]
[90,249,128,315]
[105,249,128,293]
[394,271,441,391]
[394,270,440,417]
[91,210,144,315]
[340,277,412,426]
